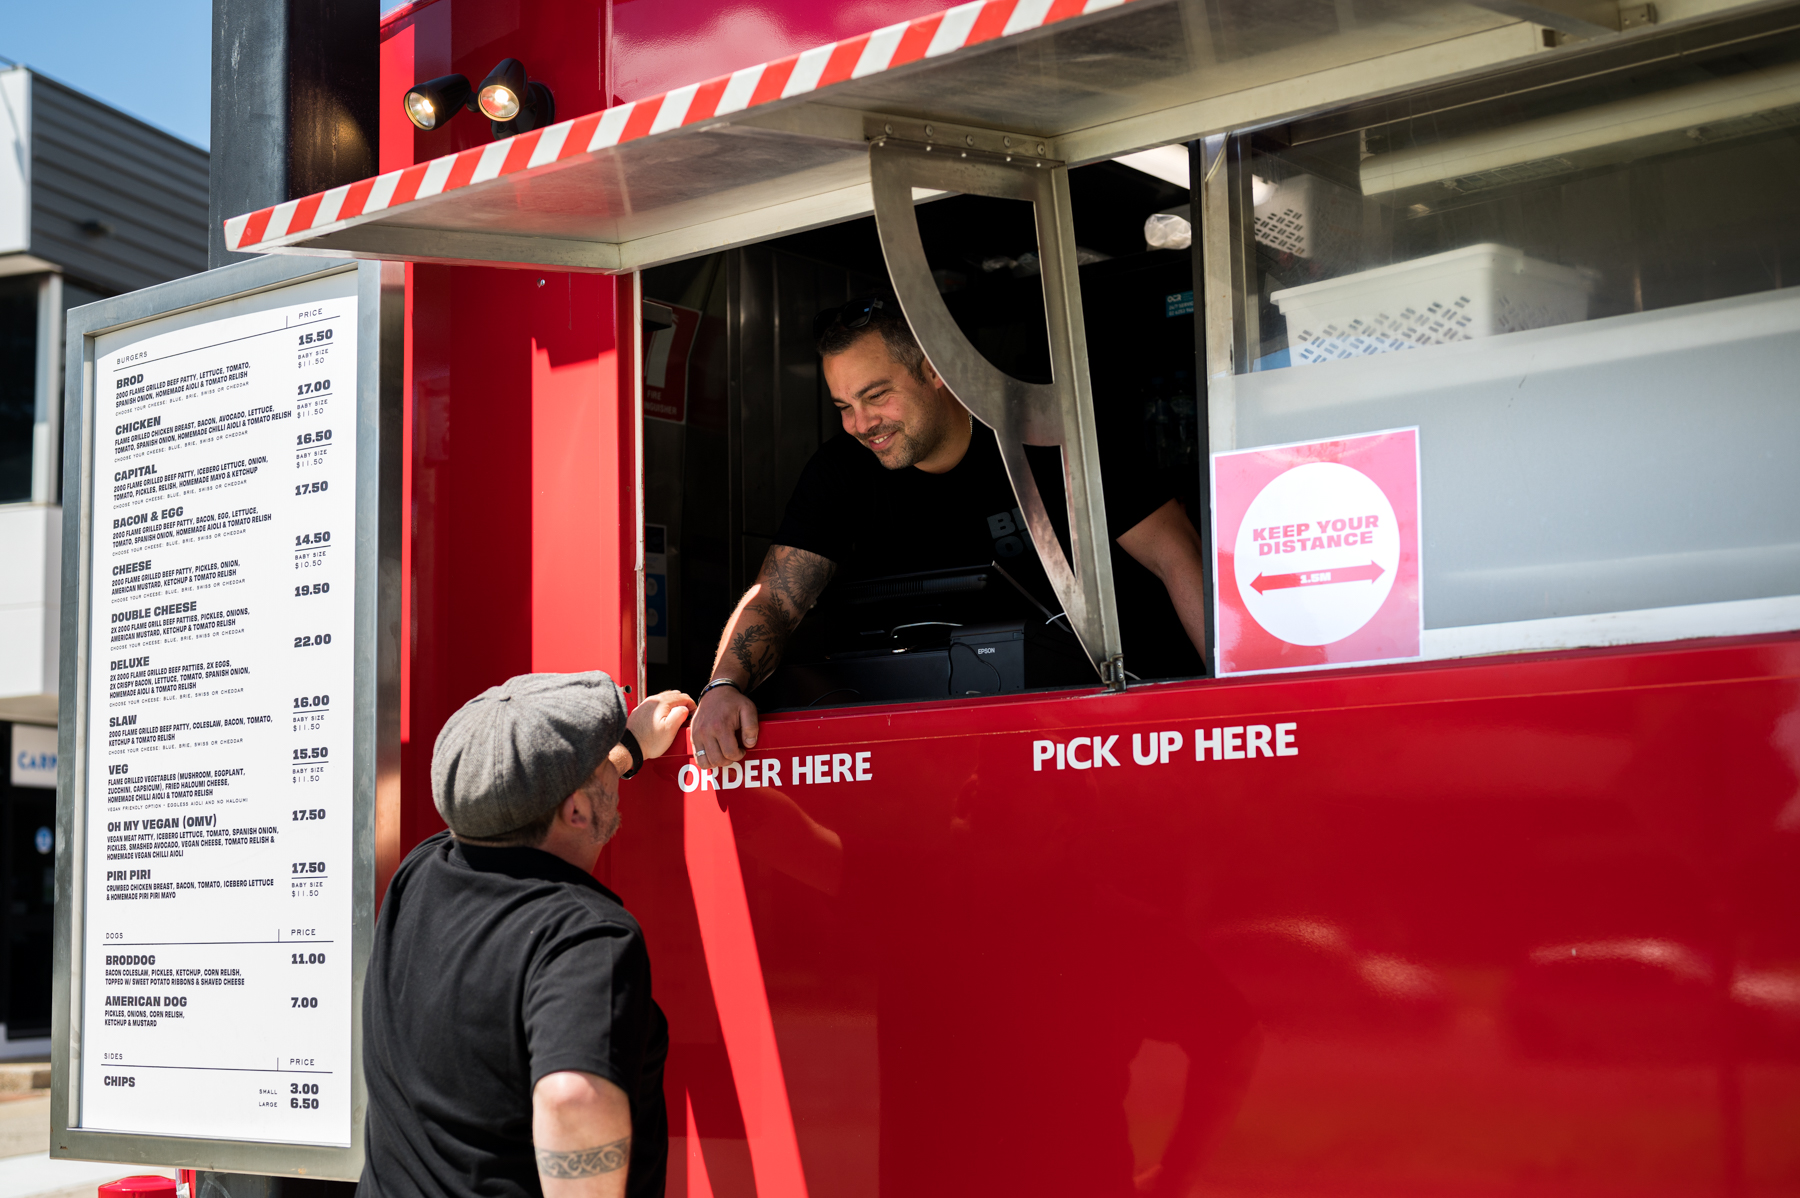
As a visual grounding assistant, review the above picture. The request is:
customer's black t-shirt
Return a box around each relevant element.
[360,832,668,1198]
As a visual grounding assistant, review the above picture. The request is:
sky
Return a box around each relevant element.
[0,0,212,146]
[0,0,413,151]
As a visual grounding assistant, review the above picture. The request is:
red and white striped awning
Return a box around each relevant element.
[225,0,1160,266]
[222,0,1533,271]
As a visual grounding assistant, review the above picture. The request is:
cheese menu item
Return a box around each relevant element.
[81,272,359,1145]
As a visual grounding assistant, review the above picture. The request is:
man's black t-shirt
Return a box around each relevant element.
[774,424,1096,593]
[360,831,668,1198]
[773,422,1202,676]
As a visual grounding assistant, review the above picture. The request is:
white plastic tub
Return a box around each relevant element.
[1270,243,1591,366]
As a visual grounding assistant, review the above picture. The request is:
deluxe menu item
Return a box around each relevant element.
[79,270,360,1146]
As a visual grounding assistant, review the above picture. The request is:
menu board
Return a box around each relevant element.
[80,271,359,1146]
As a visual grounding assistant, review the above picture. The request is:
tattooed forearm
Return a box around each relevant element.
[768,547,835,617]
[536,1137,630,1178]
[713,546,835,684]
[728,619,781,684]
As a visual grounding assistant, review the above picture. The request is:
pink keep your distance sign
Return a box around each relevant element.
[1210,428,1422,675]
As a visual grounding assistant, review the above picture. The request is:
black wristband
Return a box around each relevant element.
[617,729,644,780]
[699,677,743,701]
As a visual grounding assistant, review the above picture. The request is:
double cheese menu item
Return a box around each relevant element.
[82,272,359,1145]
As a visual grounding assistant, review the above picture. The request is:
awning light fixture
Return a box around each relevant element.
[402,60,554,137]
[477,58,555,137]
[402,74,474,131]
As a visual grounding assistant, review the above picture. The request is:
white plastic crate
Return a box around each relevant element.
[1252,174,1361,266]
[1270,243,1591,365]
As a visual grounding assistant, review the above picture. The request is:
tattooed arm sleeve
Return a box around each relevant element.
[711,545,837,688]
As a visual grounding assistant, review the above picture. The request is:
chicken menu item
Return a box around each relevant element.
[80,271,359,1145]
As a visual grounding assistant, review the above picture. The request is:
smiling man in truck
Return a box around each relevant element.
[689,297,1211,767]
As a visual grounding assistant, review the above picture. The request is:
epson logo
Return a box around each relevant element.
[104,1076,135,1087]
[106,954,154,966]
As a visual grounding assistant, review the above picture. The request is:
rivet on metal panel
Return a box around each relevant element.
[925,124,935,138]
[1003,136,1013,148]
[1037,143,1046,155]
[1620,2,1657,27]
[966,135,975,146]
[885,123,894,134]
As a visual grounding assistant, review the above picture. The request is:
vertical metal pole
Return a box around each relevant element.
[209,0,378,270]
[726,250,747,593]
[1187,140,1216,678]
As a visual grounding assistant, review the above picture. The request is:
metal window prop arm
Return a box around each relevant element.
[868,135,1125,690]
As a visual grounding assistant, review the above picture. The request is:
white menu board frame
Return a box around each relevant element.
[53,255,400,1179]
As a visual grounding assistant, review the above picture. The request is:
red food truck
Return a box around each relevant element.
[225,0,1800,1193]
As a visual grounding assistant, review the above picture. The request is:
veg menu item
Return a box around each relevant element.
[81,272,359,1145]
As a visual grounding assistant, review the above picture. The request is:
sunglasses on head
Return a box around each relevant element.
[812,297,888,342]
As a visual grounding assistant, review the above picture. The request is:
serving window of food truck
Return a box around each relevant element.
[210,0,1800,1194]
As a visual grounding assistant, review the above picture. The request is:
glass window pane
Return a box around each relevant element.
[1224,34,1800,645]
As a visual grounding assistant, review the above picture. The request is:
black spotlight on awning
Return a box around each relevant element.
[402,74,474,131]
[476,58,555,137]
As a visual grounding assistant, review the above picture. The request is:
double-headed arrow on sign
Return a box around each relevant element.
[1250,561,1385,594]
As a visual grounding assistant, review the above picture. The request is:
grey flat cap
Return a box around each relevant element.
[432,671,627,839]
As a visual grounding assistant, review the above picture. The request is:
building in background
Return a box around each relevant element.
[0,62,205,1053]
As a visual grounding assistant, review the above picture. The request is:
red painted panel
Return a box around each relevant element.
[608,635,1800,1198]
[386,0,604,165]
[382,2,634,863]
[610,0,950,104]
[529,272,639,687]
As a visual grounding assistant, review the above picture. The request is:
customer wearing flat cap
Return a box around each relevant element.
[359,672,694,1198]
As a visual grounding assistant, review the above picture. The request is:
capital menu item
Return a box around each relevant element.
[81,272,358,1145]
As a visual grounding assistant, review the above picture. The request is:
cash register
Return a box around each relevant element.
[759,564,1093,708]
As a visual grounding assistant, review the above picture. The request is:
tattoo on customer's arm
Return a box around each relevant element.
[536,1137,630,1178]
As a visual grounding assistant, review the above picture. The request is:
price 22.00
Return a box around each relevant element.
[294,633,332,648]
